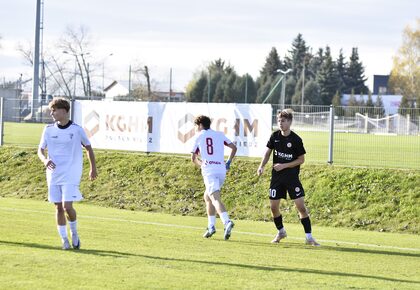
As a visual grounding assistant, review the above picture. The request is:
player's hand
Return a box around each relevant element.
[273,163,286,172]
[89,168,98,180]
[44,159,56,170]
[257,166,264,176]
[226,160,231,170]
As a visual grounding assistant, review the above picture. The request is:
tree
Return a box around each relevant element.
[335,49,347,94]
[317,46,339,105]
[59,25,94,97]
[259,47,282,83]
[345,47,368,94]
[303,80,322,105]
[186,72,208,102]
[374,95,385,117]
[285,33,309,80]
[388,19,420,108]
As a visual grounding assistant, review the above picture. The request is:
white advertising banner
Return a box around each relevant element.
[74,101,272,157]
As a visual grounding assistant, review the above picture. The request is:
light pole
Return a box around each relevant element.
[102,53,113,92]
[278,69,292,110]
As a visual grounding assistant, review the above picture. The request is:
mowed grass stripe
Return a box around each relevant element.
[1,205,419,253]
[1,198,420,289]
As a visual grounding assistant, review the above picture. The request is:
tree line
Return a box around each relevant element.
[186,33,370,107]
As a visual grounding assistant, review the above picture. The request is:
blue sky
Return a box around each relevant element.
[0,0,418,91]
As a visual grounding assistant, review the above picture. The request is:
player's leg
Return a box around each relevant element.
[63,201,80,248]
[203,192,216,238]
[49,185,70,250]
[55,202,70,250]
[293,197,320,246]
[62,185,82,249]
[269,185,287,243]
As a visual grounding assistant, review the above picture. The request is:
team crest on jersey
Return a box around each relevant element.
[69,133,74,139]
[287,142,292,148]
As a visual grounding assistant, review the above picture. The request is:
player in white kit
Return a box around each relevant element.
[191,115,237,240]
[38,97,97,250]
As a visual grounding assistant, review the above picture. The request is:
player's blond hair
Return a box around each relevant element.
[48,97,70,112]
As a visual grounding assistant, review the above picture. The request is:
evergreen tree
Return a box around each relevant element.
[366,92,375,116]
[374,95,385,117]
[304,79,322,105]
[332,92,344,116]
[335,49,347,94]
[259,47,282,84]
[285,33,309,80]
[185,72,207,102]
[257,47,283,103]
[307,48,324,79]
[345,47,368,94]
[317,46,339,105]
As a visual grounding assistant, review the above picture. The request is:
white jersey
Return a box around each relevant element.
[39,121,90,185]
[191,129,232,176]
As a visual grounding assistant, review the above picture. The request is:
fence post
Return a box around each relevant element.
[0,97,4,146]
[328,105,334,164]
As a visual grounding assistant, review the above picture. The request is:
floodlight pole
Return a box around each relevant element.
[328,105,335,164]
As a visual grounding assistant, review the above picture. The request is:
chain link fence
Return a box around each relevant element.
[273,104,420,169]
[1,96,419,169]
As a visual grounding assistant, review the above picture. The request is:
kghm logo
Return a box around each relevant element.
[177,113,260,144]
[84,110,100,138]
[178,113,196,143]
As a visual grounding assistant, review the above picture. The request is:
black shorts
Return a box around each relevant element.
[269,180,305,200]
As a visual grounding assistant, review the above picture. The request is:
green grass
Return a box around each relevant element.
[297,131,420,169]
[3,122,419,169]
[1,146,419,234]
[3,122,45,146]
[0,198,419,289]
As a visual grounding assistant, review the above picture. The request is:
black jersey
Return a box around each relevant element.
[266,130,306,182]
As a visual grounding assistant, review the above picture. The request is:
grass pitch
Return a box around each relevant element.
[1,198,419,289]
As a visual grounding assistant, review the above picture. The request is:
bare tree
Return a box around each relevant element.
[59,25,93,97]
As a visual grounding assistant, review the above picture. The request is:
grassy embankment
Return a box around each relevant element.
[1,146,418,234]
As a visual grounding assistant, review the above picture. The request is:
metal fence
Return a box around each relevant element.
[1,96,419,169]
[273,104,420,169]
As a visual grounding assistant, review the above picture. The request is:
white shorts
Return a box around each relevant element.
[48,184,83,203]
[203,173,226,195]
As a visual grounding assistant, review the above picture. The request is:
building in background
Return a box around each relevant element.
[373,75,390,95]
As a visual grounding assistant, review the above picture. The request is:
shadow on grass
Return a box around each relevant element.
[1,239,419,285]
[226,238,420,258]
[0,240,135,258]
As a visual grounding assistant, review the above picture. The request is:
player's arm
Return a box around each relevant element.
[273,154,305,172]
[257,147,273,176]
[225,142,237,170]
[37,147,55,170]
[191,152,202,168]
[84,145,97,180]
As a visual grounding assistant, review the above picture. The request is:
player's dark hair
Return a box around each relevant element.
[278,109,293,121]
[194,115,211,129]
[49,97,70,112]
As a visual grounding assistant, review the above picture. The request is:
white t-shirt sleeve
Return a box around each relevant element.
[191,134,200,154]
[39,126,48,149]
[79,127,91,147]
[223,134,232,146]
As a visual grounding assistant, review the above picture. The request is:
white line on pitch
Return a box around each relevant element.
[1,206,419,252]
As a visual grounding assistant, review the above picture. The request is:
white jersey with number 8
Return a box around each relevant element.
[191,129,232,176]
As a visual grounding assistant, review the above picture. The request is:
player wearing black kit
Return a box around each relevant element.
[257,109,320,246]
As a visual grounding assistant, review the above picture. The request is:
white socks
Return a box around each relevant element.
[58,221,78,244]
[208,216,216,228]
[220,212,230,225]
[57,225,68,240]
[305,233,313,240]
